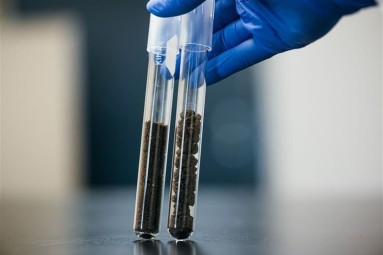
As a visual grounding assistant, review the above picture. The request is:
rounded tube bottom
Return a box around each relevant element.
[134,230,158,240]
[168,228,193,240]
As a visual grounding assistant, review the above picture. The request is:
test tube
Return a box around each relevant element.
[168,0,215,240]
[134,14,180,239]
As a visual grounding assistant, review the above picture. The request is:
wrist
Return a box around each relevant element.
[331,0,377,15]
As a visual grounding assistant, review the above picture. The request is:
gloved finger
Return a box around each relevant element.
[188,59,208,88]
[206,38,277,85]
[208,19,252,59]
[332,0,377,15]
[213,0,238,33]
[147,0,206,17]
[179,49,208,88]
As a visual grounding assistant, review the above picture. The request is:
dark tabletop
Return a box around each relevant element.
[1,187,382,255]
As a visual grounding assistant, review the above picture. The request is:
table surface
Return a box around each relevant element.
[1,187,382,255]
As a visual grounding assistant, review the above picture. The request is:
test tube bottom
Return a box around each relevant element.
[134,231,157,240]
[134,121,168,239]
[168,228,193,240]
[168,110,201,240]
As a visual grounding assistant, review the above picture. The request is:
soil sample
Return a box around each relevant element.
[169,110,201,239]
[134,121,168,239]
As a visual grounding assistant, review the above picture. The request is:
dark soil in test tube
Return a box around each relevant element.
[169,110,201,239]
[135,121,168,238]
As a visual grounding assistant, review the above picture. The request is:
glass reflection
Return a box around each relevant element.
[134,240,164,255]
[168,240,199,255]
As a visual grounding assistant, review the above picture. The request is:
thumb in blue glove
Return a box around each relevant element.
[147,0,377,85]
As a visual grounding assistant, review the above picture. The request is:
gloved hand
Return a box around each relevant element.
[147,0,376,85]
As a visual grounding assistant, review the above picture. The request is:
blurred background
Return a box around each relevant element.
[2,0,381,199]
[1,0,382,253]
[1,0,258,199]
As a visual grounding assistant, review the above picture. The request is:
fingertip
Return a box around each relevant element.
[206,77,215,86]
[146,0,207,17]
[147,0,174,17]
[206,40,260,85]
[146,0,155,10]
[146,0,164,16]
[206,66,221,85]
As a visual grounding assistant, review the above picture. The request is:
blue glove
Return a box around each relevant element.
[147,0,377,85]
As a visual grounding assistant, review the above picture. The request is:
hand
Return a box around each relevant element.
[147,0,376,85]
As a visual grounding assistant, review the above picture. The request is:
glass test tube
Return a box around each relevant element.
[168,0,215,240]
[134,14,180,239]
